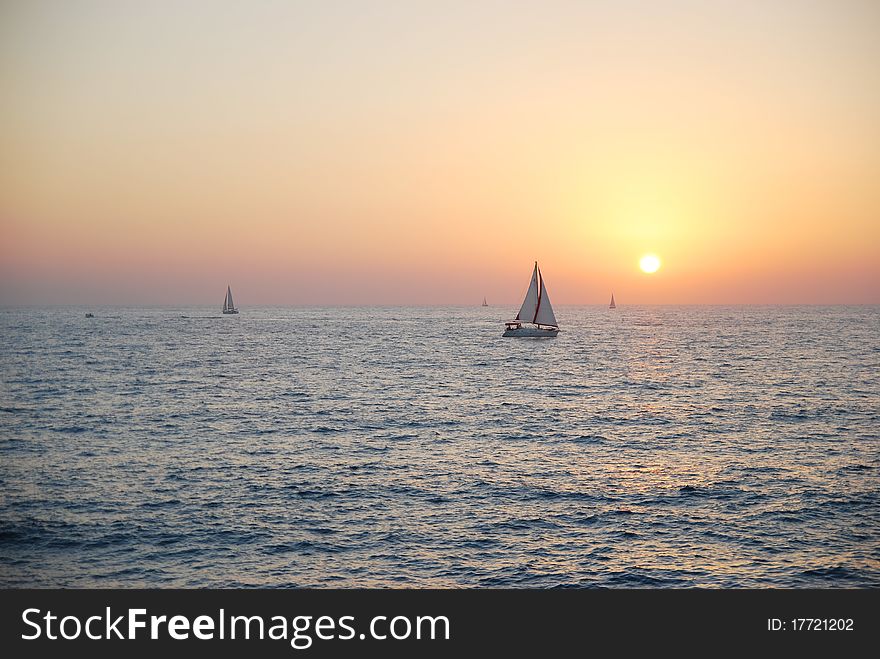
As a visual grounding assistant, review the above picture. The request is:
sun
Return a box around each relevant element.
[639,254,661,274]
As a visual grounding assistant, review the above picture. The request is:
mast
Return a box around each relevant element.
[532,265,542,324]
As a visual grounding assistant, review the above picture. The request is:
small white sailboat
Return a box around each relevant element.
[222,285,239,314]
[609,294,616,309]
[482,297,488,307]
[503,262,559,337]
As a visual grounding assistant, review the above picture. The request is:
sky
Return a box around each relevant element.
[1,0,878,305]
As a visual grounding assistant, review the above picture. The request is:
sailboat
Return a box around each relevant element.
[222,285,239,314]
[503,262,559,337]
[609,294,616,309]
[482,297,488,307]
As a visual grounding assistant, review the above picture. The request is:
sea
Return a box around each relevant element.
[1,305,878,587]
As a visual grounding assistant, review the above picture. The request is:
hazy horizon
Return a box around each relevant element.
[3,301,879,309]
[2,1,879,305]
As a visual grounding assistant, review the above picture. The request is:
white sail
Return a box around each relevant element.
[225,286,235,312]
[610,294,616,309]
[534,269,557,327]
[516,263,539,322]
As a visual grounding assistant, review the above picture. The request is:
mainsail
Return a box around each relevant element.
[610,294,616,309]
[515,263,539,322]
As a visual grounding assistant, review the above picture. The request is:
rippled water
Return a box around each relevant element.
[1,305,878,587]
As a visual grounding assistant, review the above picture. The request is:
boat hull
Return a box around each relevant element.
[502,326,558,338]
[222,310,239,314]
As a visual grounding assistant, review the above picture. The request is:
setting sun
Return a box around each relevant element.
[639,254,662,274]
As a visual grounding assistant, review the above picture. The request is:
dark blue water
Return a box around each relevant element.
[1,305,878,587]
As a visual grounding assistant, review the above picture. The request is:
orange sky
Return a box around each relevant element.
[1,0,878,304]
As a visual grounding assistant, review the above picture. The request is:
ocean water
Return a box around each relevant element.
[1,305,878,588]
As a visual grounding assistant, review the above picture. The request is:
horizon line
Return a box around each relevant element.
[2,302,878,309]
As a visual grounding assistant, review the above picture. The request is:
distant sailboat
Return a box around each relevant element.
[503,262,559,337]
[482,297,488,307]
[222,285,239,314]
[609,294,616,309]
